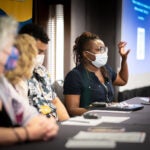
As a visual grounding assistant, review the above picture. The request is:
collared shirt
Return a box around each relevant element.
[0,75,39,126]
[28,65,57,118]
[63,64,117,107]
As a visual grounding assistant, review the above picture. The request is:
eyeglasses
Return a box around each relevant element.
[85,46,108,54]
[98,46,108,53]
[95,46,108,53]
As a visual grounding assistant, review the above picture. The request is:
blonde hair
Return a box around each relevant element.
[5,34,38,85]
[0,16,18,52]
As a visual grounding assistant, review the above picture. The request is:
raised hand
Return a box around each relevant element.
[118,41,130,60]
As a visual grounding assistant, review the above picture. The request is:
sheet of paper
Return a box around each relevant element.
[85,109,131,114]
[61,116,102,126]
[100,116,129,123]
[139,97,150,102]
[65,139,116,149]
[87,126,125,132]
[73,131,146,143]
[61,116,130,126]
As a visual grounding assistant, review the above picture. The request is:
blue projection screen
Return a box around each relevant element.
[119,0,150,91]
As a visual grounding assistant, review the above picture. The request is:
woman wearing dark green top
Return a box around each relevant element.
[64,32,130,116]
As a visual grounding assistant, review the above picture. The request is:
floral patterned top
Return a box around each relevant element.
[28,65,57,118]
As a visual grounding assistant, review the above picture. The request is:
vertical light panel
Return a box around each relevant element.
[56,4,64,80]
[47,14,55,82]
[47,4,64,83]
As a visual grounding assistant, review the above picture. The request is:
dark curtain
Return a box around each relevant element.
[32,0,49,30]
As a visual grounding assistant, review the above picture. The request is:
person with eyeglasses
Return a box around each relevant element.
[63,31,130,116]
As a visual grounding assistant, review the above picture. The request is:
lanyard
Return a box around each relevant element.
[102,83,110,103]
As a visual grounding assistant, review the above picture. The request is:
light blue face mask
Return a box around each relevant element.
[91,52,108,68]
[5,46,19,71]
[86,51,108,68]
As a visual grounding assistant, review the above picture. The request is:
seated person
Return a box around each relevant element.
[0,16,58,146]
[5,34,38,103]
[19,23,69,121]
[63,32,130,116]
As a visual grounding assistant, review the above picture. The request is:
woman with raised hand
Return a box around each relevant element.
[63,32,130,116]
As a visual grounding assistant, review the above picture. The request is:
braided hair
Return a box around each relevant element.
[73,32,99,66]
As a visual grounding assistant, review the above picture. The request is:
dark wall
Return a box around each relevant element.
[32,0,49,29]
[85,0,117,70]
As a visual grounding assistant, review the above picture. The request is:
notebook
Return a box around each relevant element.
[87,101,144,111]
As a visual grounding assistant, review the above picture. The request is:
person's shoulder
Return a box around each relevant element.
[64,65,83,86]
[34,65,46,71]
[66,64,83,77]
[0,76,13,91]
[34,65,48,76]
[0,76,10,98]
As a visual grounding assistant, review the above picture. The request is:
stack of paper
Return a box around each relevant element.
[73,131,146,143]
[65,131,146,149]
[65,139,116,149]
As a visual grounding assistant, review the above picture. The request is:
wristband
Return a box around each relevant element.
[13,128,22,142]
[24,127,30,141]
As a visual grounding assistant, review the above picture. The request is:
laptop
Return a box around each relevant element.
[87,101,144,111]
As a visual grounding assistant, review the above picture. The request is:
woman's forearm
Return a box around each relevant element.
[68,107,88,117]
[0,127,27,146]
[119,58,128,83]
